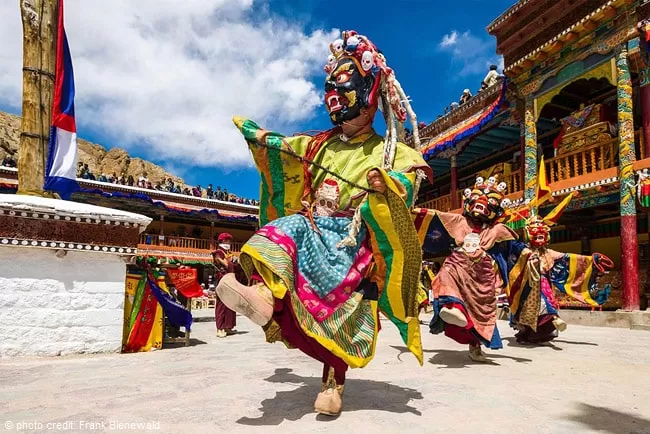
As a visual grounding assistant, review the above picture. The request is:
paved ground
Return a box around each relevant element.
[1,313,649,434]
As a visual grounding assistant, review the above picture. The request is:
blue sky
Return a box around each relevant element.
[0,0,513,200]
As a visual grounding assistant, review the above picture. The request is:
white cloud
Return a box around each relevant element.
[438,30,503,77]
[439,31,458,48]
[0,0,338,167]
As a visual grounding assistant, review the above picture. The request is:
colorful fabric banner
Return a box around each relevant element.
[166,268,204,298]
[422,79,507,160]
[147,273,193,331]
[44,0,79,199]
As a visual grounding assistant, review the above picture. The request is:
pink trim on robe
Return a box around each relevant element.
[257,225,373,322]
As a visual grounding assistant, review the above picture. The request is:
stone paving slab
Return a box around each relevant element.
[1,315,649,434]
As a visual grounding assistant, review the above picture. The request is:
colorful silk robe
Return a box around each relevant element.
[234,117,430,367]
[507,245,610,331]
[413,209,518,348]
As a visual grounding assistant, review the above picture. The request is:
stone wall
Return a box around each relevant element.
[0,248,127,357]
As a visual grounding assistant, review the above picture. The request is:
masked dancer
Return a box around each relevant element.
[507,161,613,344]
[216,31,431,415]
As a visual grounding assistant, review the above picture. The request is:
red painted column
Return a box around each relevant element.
[209,221,215,251]
[621,216,640,310]
[450,155,458,209]
[641,77,650,159]
[617,48,640,311]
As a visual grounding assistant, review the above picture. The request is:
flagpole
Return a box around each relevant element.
[17,0,59,196]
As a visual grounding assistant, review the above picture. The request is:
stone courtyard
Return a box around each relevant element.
[1,314,649,434]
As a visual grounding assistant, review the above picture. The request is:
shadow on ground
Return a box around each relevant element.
[389,345,532,368]
[237,368,423,426]
[552,339,598,346]
[162,338,207,349]
[566,403,650,434]
[502,337,563,351]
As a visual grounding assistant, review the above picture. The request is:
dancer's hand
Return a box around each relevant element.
[367,169,386,193]
[528,252,540,267]
[256,129,270,145]
[593,253,614,273]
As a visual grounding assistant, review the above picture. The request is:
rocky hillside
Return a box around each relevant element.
[0,111,185,187]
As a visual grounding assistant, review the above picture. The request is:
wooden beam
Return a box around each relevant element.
[17,0,58,196]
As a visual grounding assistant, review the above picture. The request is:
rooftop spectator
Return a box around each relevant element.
[1,154,17,168]
[460,89,472,105]
[482,64,501,89]
[206,184,214,199]
[138,172,148,188]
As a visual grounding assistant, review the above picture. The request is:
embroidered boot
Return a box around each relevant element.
[314,368,344,416]
[552,317,567,332]
[216,273,273,326]
[469,344,488,363]
[439,306,468,327]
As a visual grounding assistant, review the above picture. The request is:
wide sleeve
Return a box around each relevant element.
[359,169,423,365]
[546,250,610,306]
[410,208,464,256]
[233,116,312,225]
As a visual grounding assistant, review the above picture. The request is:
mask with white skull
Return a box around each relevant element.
[461,233,481,254]
[313,179,340,217]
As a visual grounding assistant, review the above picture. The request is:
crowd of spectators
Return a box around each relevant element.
[75,163,258,205]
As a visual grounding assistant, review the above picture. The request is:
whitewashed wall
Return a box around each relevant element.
[0,247,127,357]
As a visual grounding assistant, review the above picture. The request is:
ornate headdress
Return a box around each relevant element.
[522,156,574,248]
[462,176,509,223]
[324,30,420,170]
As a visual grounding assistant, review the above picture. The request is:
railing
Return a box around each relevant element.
[419,194,453,212]
[508,170,522,194]
[545,137,617,183]
[418,169,523,211]
[138,234,243,252]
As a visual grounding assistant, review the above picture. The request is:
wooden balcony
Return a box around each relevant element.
[419,169,523,212]
[137,234,243,262]
[418,130,648,213]
[546,137,618,183]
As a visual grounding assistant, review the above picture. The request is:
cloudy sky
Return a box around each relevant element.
[0,0,511,199]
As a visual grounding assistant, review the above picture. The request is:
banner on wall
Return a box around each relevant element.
[167,268,205,298]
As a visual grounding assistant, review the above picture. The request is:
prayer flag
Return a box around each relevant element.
[44,0,79,199]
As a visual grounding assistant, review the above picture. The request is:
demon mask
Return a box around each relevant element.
[462,177,508,224]
[323,31,383,126]
[525,217,551,249]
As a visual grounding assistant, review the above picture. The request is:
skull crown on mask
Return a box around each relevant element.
[462,176,508,224]
[323,31,384,126]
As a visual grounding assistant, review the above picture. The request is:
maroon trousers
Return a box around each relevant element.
[215,298,236,330]
[274,295,347,385]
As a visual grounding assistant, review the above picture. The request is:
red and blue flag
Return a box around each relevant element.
[44,0,79,199]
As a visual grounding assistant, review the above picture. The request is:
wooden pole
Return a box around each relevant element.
[17,0,58,196]
[450,156,458,209]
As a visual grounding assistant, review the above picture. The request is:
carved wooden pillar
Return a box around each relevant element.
[524,98,537,203]
[520,122,526,191]
[616,47,640,311]
[209,221,215,251]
